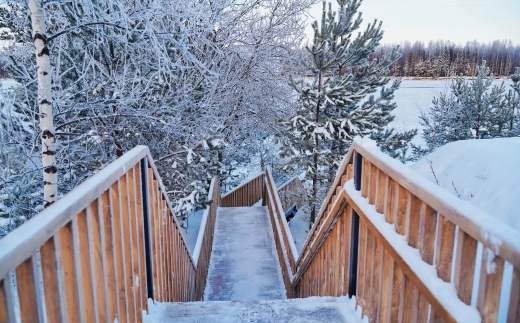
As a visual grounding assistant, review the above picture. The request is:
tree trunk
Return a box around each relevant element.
[29,0,57,208]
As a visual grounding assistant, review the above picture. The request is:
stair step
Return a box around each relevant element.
[144,296,365,323]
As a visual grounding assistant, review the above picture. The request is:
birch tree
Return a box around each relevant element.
[28,0,57,208]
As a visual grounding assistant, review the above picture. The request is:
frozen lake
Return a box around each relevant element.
[391,79,513,146]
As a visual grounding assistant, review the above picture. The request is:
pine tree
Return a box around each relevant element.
[419,61,514,153]
[280,0,416,224]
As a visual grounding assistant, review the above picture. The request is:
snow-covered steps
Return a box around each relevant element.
[144,296,367,323]
[204,206,286,301]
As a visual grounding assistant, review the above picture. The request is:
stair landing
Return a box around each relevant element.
[144,296,365,323]
[204,206,286,301]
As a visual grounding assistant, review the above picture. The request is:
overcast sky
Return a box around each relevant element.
[307,0,520,45]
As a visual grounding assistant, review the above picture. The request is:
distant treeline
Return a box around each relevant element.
[372,39,520,78]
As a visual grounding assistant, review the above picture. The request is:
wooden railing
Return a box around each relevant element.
[277,176,305,212]
[0,146,220,323]
[263,168,299,297]
[267,137,520,323]
[220,173,263,207]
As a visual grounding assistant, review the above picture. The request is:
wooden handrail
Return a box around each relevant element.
[288,137,520,323]
[0,146,220,323]
[262,167,298,296]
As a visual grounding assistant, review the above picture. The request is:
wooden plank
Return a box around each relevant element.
[363,228,375,318]
[15,257,39,323]
[89,200,107,323]
[121,173,136,323]
[477,252,505,323]
[390,265,404,323]
[59,223,81,323]
[453,230,478,305]
[40,237,63,323]
[77,210,96,323]
[135,164,148,313]
[101,190,118,322]
[356,221,367,309]
[147,168,159,301]
[369,165,377,205]
[379,248,394,323]
[385,178,398,224]
[417,292,430,323]
[370,237,383,322]
[376,171,387,214]
[408,195,422,249]
[128,166,143,323]
[435,215,456,282]
[111,181,128,323]
[508,267,520,323]
[362,160,370,198]
[0,279,8,323]
[419,204,437,265]
[402,276,418,323]
[396,185,409,237]
[342,205,352,296]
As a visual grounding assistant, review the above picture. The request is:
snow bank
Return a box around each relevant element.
[411,138,520,231]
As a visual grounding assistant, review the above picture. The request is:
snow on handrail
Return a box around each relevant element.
[352,137,520,269]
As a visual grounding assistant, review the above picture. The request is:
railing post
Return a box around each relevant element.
[348,152,363,297]
[140,157,154,300]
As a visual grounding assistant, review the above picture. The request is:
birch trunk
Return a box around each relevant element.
[28,0,57,208]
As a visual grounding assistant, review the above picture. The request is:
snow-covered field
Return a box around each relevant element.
[390,79,513,146]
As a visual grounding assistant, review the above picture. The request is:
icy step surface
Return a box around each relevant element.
[204,206,286,301]
[144,296,366,323]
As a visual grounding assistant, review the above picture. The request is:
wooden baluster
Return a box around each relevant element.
[385,178,398,224]
[363,229,375,318]
[122,174,137,322]
[453,230,477,305]
[356,222,367,309]
[40,237,64,323]
[59,222,82,323]
[147,168,159,301]
[342,205,352,295]
[15,256,40,323]
[155,179,165,302]
[361,160,370,198]
[419,204,437,265]
[369,166,377,205]
[379,249,394,323]
[508,267,520,322]
[402,276,418,322]
[101,190,118,322]
[477,251,505,323]
[370,238,383,322]
[417,293,429,323]
[89,199,108,323]
[111,181,128,323]
[77,209,96,323]
[435,215,455,282]
[0,279,8,323]
[396,185,409,237]
[408,195,422,248]
[376,171,387,214]
[129,166,144,322]
[390,265,404,323]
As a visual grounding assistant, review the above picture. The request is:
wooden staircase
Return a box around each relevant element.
[1,138,519,323]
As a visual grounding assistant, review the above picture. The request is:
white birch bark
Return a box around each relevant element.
[28,0,57,208]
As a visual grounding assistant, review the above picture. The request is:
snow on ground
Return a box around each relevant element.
[411,137,520,231]
[182,210,204,252]
[144,296,367,323]
[0,79,18,90]
[287,208,311,254]
[390,79,512,147]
